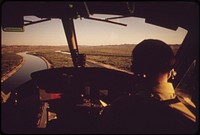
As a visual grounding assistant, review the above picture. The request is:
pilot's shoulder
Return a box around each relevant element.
[109,94,159,112]
[169,96,196,122]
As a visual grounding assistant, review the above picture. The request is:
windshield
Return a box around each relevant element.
[1,14,188,96]
[2,14,187,69]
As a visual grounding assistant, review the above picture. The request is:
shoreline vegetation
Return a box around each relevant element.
[1,58,24,83]
[1,53,24,83]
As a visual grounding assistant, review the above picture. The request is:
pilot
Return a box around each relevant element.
[102,39,197,134]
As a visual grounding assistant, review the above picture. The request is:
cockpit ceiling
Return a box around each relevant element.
[2,1,198,30]
[133,2,198,30]
[85,2,134,16]
[2,2,134,18]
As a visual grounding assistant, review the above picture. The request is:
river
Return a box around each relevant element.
[1,52,48,94]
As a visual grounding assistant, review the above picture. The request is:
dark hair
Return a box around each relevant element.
[131,39,175,76]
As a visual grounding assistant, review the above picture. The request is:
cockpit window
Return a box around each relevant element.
[2,15,188,72]
[175,60,197,102]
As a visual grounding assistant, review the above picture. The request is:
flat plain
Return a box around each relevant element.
[1,44,180,76]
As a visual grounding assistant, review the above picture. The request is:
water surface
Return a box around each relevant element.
[1,52,47,93]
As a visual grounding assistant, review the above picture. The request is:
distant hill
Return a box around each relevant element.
[1,45,67,53]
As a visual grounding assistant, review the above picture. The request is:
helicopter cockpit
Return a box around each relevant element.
[1,1,199,134]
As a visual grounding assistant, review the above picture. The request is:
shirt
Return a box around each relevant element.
[135,82,196,122]
[102,82,198,133]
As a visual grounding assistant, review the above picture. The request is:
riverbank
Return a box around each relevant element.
[39,56,53,69]
[1,57,25,83]
[86,59,133,74]
[1,52,52,83]
[28,52,53,69]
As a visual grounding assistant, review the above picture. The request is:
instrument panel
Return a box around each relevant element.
[14,67,134,133]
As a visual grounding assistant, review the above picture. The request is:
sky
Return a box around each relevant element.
[1,14,188,46]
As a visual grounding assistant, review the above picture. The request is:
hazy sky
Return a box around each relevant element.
[1,14,187,46]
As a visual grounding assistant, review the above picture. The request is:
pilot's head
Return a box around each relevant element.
[131,39,175,79]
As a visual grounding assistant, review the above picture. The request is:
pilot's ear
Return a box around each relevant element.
[167,71,172,80]
[168,69,177,80]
